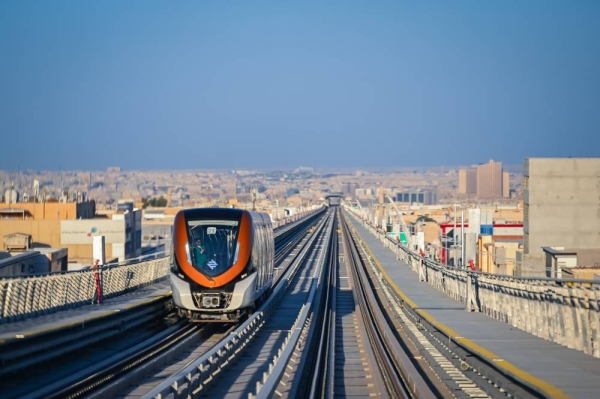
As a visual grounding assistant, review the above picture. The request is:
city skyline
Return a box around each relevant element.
[2,2,599,170]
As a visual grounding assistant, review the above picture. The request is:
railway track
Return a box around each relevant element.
[144,208,335,398]
[2,206,524,398]
[286,210,436,399]
[0,211,324,399]
[151,208,437,399]
[343,209,538,399]
[308,211,389,398]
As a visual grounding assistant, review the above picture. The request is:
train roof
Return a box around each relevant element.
[178,207,269,221]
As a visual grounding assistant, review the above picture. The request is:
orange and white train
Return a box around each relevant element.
[169,208,274,322]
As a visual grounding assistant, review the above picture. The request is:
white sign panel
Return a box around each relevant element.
[61,220,125,245]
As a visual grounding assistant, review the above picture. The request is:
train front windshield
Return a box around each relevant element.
[185,218,241,277]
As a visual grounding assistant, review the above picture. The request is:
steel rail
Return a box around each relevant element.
[341,212,411,398]
[340,211,438,399]
[307,214,337,398]
[0,295,172,378]
[32,321,199,399]
[247,209,336,399]
[143,209,333,399]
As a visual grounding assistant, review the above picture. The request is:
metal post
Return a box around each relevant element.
[461,210,465,268]
[453,204,457,267]
[93,260,103,305]
[443,226,447,266]
[419,258,425,281]
[465,272,480,312]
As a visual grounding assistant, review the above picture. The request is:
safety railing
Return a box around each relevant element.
[0,257,170,324]
[344,207,600,359]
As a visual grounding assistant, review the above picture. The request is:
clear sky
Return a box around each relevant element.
[1,1,599,170]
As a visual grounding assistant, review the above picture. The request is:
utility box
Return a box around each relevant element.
[3,233,32,251]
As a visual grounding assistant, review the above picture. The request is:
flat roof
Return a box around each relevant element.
[0,208,28,213]
[0,251,41,268]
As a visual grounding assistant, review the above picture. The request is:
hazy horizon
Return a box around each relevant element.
[0,163,525,174]
[2,1,599,170]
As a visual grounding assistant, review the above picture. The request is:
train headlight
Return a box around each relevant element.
[202,295,220,308]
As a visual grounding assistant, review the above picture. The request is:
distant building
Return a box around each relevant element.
[458,168,477,195]
[523,158,600,276]
[355,188,375,198]
[342,182,359,199]
[396,190,438,205]
[502,171,510,198]
[476,160,503,199]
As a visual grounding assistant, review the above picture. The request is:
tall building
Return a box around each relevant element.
[342,182,358,199]
[477,160,503,199]
[502,171,510,198]
[458,168,477,195]
[523,158,600,260]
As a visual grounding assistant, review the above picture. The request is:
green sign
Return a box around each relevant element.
[388,231,408,246]
[399,232,408,245]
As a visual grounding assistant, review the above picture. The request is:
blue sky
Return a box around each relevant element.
[1,1,599,170]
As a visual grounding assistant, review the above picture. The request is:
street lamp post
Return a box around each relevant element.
[453,204,458,267]
[461,210,465,268]
[444,229,447,266]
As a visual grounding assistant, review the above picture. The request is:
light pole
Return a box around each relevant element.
[452,203,461,267]
[461,210,466,268]
[453,204,457,266]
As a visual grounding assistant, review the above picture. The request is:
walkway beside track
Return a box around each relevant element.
[0,281,171,344]
[346,216,600,399]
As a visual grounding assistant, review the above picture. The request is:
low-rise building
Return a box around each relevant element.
[0,200,142,265]
[542,247,600,279]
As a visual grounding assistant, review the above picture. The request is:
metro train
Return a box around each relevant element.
[169,207,274,322]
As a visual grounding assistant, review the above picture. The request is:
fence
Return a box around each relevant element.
[0,256,170,323]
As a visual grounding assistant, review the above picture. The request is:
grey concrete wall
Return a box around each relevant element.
[524,158,600,258]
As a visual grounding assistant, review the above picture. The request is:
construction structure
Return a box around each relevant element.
[522,157,600,276]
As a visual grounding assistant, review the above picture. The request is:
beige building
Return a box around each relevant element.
[0,200,142,265]
[502,171,510,198]
[0,201,95,221]
[477,160,503,199]
[523,158,600,276]
[458,162,509,200]
[478,235,521,275]
[458,168,477,195]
